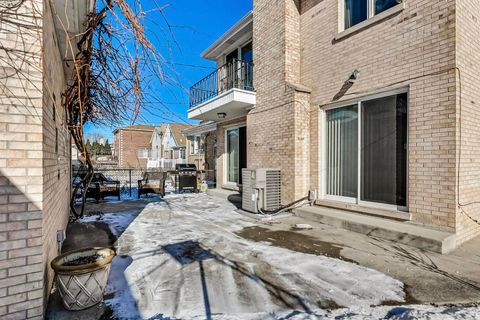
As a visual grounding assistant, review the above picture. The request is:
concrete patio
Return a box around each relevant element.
[46,193,480,319]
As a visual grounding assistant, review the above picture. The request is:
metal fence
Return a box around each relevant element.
[72,168,215,200]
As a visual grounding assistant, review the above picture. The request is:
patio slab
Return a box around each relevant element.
[46,194,480,319]
[295,205,457,254]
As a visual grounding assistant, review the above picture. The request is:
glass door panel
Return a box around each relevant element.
[326,105,358,198]
[227,128,240,184]
[361,93,407,206]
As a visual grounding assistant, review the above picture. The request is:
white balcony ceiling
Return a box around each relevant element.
[188,89,256,122]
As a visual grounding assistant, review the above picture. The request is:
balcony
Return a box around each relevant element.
[188,59,256,122]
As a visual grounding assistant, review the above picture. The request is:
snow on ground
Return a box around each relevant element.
[189,304,480,320]
[80,211,137,237]
[80,193,480,319]
[94,194,403,319]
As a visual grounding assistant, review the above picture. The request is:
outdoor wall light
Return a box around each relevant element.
[348,69,360,84]
[217,112,227,119]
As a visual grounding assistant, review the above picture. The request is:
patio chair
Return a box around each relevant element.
[138,171,167,199]
[86,173,121,203]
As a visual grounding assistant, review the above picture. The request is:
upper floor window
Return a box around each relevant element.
[190,136,201,155]
[225,41,253,63]
[344,0,401,29]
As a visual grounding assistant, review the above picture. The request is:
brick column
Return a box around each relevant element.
[248,0,311,203]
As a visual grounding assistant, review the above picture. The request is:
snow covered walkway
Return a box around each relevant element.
[78,193,479,319]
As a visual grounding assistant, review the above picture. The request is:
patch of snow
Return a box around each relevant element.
[99,194,410,319]
[79,211,137,237]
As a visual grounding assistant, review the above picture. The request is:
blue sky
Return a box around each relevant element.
[84,0,252,141]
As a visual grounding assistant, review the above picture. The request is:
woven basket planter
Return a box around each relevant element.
[51,247,115,311]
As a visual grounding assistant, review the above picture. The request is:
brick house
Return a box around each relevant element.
[183,122,217,183]
[0,0,92,318]
[113,125,156,168]
[189,0,480,249]
[114,123,192,169]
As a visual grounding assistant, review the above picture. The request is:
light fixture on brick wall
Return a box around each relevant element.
[217,112,227,119]
[348,69,360,84]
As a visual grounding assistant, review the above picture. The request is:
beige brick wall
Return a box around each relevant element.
[456,0,480,244]
[41,0,70,313]
[0,0,70,318]
[0,0,44,318]
[249,0,311,203]
[300,0,457,230]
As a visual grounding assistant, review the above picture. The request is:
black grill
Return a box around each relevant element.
[175,164,198,192]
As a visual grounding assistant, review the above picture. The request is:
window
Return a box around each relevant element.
[375,0,400,14]
[190,136,201,155]
[324,91,407,209]
[137,149,151,159]
[344,0,401,29]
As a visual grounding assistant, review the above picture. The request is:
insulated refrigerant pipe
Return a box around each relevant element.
[257,194,311,216]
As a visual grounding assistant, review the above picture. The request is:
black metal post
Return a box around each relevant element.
[129,169,132,197]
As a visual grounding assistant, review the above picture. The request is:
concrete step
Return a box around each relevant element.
[295,205,457,254]
[207,188,241,202]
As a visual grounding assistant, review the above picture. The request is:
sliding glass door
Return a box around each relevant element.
[226,126,247,185]
[361,94,407,206]
[325,91,408,209]
[326,105,358,200]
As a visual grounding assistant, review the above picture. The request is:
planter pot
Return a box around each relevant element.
[51,247,115,311]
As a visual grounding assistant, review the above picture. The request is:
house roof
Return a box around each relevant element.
[168,123,194,147]
[183,121,217,136]
[113,125,156,134]
[150,123,167,143]
[201,11,253,61]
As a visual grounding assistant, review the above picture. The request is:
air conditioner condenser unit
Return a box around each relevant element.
[242,168,281,213]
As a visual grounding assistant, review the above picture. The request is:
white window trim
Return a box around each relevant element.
[190,135,201,155]
[336,1,405,40]
[320,87,409,213]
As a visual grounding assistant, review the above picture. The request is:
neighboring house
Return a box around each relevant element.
[189,0,480,249]
[0,0,93,317]
[113,125,156,168]
[183,122,217,183]
[148,123,193,169]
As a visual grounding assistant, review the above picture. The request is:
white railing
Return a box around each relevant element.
[147,158,186,169]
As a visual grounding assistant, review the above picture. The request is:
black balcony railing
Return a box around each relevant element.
[189,59,254,109]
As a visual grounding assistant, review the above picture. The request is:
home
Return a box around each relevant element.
[147,123,193,169]
[113,125,157,168]
[188,0,480,250]
[0,0,93,317]
[183,122,217,184]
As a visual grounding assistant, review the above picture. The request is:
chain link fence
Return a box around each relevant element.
[72,167,214,200]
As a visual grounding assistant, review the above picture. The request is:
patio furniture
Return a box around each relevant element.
[175,164,198,193]
[86,173,121,203]
[138,171,167,198]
